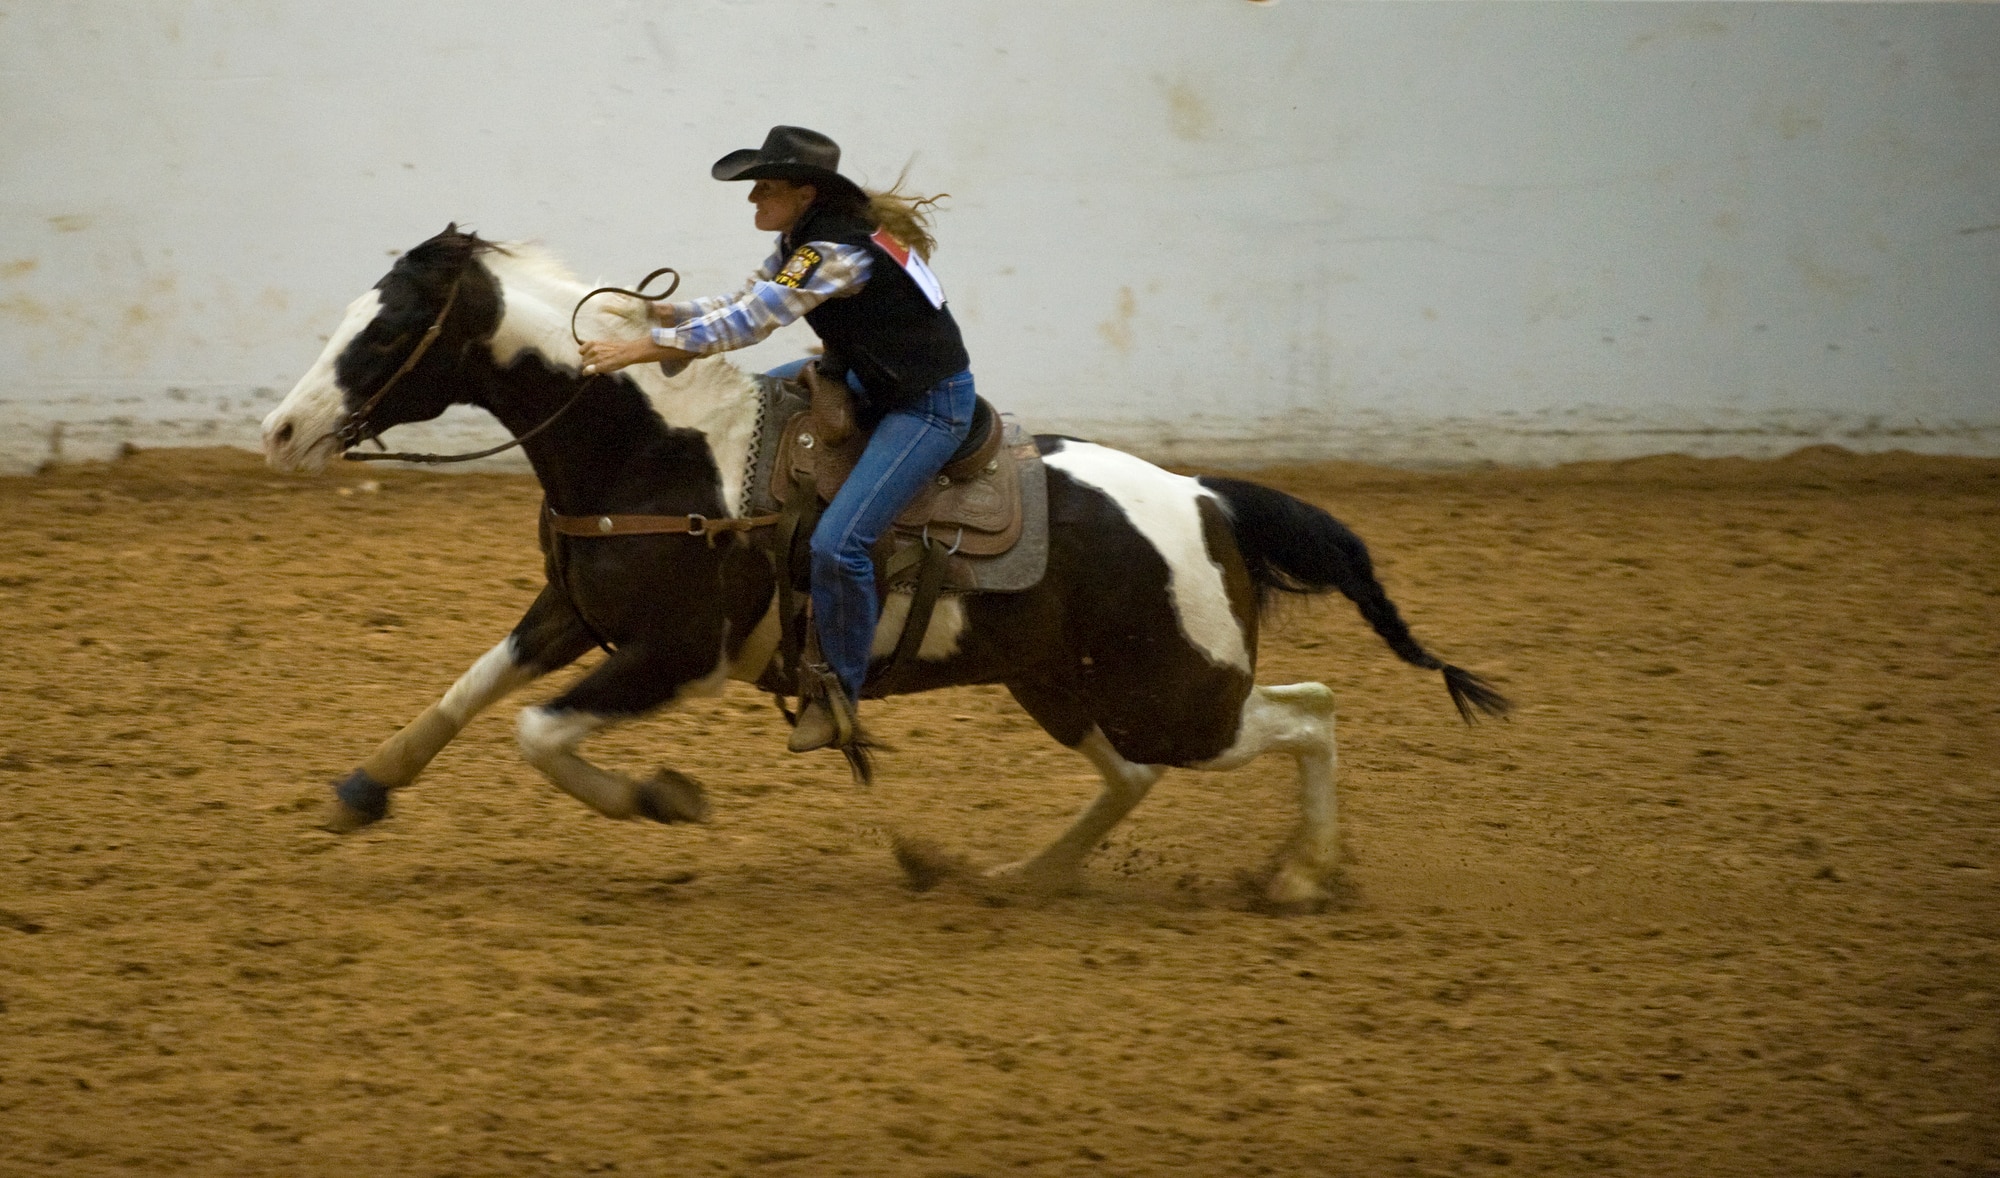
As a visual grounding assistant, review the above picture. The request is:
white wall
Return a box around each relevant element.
[3,1,1996,473]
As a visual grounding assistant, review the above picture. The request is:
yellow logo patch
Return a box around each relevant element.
[772,245,823,289]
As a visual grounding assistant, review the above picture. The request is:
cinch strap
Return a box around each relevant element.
[543,506,780,541]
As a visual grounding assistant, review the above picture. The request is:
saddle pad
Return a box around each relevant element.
[745,374,808,518]
[907,425,1048,594]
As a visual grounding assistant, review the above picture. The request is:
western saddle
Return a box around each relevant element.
[762,363,1043,701]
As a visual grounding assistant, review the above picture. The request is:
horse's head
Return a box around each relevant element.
[262,224,504,472]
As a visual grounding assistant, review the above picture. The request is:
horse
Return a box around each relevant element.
[260,225,1508,906]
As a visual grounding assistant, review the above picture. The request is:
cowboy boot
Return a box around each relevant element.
[788,661,859,753]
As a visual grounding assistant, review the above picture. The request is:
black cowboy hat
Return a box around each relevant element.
[711,125,866,200]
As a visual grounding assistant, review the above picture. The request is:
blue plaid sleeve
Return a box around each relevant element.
[660,241,783,324]
[652,241,873,355]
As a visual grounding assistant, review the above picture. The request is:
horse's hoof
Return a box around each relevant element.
[635,768,708,824]
[982,859,1084,896]
[1261,864,1334,913]
[320,798,378,834]
[892,835,970,892]
[322,769,390,833]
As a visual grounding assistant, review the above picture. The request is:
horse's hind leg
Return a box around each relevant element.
[513,642,722,825]
[1195,682,1340,906]
[325,586,594,832]
[989,680,1165,889]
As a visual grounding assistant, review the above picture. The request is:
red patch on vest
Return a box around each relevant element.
[870,230,945,309]
[870,229,911,267]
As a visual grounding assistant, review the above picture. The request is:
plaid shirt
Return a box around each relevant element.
[651,235,874,355]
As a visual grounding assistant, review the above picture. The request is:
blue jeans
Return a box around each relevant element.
[762,357,816,383]
[787,368,976,701]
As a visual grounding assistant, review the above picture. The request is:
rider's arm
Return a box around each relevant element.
[652,240,786,327]
[650,241,872,356]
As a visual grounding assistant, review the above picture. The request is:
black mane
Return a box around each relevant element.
[379,222,503,287]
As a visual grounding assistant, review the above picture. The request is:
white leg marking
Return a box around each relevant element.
[870,592,968,661]
[515,706,606,765]
[359,637,539,788]
[728,602,783,683]
[676,656,733,701]
[516,706,639,818]
[514,657,728,820]
[438,639,536,724]
[993,727,1165,884]
[1042,441,1250,672]
[1197,682,1340,904]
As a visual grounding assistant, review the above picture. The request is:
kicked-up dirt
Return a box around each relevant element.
[0,444,1994,1176]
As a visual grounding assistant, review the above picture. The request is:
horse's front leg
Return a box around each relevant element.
[513,638,725,825]
[325,585,595,832]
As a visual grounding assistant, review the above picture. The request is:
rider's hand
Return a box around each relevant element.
[579,336,694,376]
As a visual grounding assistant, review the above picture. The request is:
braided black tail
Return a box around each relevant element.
[1200,475,1511,723]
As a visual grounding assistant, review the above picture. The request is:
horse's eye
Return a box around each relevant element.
[371,331,413,355]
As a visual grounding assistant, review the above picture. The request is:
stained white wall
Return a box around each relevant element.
[2,1,1996,473]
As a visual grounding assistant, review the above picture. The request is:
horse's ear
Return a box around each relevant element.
[443,221,459,237]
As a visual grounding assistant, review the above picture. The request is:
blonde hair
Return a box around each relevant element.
[864,171,949,261]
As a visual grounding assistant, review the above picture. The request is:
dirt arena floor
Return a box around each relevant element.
[0,445,1994,1177]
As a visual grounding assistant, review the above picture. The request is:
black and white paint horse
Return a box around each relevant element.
[261,227,1507,905]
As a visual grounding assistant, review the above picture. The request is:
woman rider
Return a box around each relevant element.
[578,125,974,757]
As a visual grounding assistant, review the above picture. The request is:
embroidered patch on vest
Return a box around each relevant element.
[772,245,824,289]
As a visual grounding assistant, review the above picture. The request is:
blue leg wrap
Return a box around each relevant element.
[333,768,391,823]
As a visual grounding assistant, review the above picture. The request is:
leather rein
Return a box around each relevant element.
[341,266,688,468]
[336,262,780,539]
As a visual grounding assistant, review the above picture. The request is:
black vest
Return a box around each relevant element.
[786,204,970,424]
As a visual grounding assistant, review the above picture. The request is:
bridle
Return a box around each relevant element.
[338,272,465,460]
[332,258,775,545]
[340,264,682,467]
